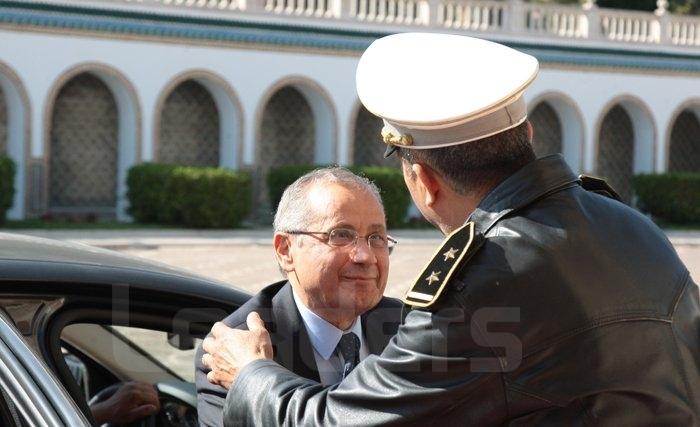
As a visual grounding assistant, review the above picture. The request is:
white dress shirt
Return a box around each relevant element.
[292,288,370,385]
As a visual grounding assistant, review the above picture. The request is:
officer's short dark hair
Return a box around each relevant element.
[396,121,535,196]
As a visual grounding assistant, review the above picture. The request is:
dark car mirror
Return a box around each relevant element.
[167,332,195,350]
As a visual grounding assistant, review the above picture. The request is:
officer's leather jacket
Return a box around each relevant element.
[224,155,700,426]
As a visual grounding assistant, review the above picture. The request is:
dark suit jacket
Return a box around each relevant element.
[195,280,402,427]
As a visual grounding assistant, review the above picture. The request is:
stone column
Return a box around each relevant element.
[582,0,601,41]
[506,0,524,34]
[655,0,671,45]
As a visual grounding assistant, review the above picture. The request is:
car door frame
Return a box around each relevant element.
[0,312,90,427]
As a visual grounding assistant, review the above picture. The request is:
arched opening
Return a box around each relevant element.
[529,101,562,158]
[597,105,635,202]
[668,108,700,172]
[49,73,119,218]
[0,85,6,155]
[0,65,30,220]
[158,80,220,167]
[259,86,316,167]
[255,86,317,213]
[527,93,585,172]
[352,105,399,167]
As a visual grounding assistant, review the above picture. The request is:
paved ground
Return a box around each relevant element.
[8,228,700,298]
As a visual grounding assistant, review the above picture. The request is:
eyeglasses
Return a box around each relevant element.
[285,228,397,253]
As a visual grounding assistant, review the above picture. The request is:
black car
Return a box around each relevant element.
[0,232,249,426]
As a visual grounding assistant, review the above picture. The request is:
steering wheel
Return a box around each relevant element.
[88,382,157,427]
[88,382,198,427]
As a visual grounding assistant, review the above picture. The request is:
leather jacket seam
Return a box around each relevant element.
[669,282,697,407]
[669,270,692,319]
[505,382,563,407]
[522,315,672,359]
[505,383,597,426]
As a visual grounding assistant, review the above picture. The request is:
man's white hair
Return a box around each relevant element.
[273,167,384,233]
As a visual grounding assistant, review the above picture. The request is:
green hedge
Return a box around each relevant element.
[632,173,700,224]
[127,163,251,228]
[268,165,411,227]
[0,155,16,224]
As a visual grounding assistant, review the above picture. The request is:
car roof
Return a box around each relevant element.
[0,232,249,303]
[0,232,193,275]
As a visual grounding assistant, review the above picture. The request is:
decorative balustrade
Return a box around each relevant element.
[264,0,340,18]
[349,0,428,26]
[60,0,700,50]
[599,9,660,43]
[522,3,587,39]
[123,0,248,12]
[668,16,700,46]
[437,0,504,32]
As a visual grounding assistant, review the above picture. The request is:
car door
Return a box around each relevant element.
[0,312,90,426]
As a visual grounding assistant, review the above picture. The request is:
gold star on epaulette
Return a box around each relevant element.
[403,222,483,308]
[425,271,441,285]
[443,247,459,261]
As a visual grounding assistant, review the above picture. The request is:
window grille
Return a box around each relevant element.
[597,105,634,203]
[158,80,220,167]
[49,73,118,213]
[353,106,399,168]
[256,86,316,212]
[669,109,700,173]
[530,101,563,158]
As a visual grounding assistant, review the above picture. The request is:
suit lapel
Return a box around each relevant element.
[361,298,402,355]
[270,283,321,382]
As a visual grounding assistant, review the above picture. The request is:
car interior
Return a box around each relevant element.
[0,280,239,427]
[60,324,200,426]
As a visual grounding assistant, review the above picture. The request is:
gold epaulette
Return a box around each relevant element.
[402,221,482,308]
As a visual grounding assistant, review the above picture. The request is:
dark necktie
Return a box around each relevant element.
[336,332,360,379]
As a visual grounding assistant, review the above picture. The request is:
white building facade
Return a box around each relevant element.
[0,0,698,220]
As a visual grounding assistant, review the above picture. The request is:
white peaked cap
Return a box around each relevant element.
[356,33,539,155]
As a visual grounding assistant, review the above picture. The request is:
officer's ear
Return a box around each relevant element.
[411,163,440,207]
[273,233,295,273]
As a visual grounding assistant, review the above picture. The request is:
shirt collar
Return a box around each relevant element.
[292,287,363,360]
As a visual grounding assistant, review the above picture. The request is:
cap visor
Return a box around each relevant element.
[383,145,398,158]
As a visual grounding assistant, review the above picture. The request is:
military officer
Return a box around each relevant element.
[202,33,700,425]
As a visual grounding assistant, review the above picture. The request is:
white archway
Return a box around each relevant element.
[256,76,338,165]
[44,63,141,221]
[154,70,243,169]
[596,96,656,176]
[0,62,30,220]
[665,99,700,173]
[528,92,585,173]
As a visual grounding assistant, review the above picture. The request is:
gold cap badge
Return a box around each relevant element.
[381,128,413,146]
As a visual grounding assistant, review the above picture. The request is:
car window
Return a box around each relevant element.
[109,325,201,382]
[61,324,201,384]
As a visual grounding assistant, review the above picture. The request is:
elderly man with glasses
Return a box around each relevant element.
[195,166,403,427]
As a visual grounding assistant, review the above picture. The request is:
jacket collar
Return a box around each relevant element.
[470,155,579,235]
[361,298,401,354]
[270,282,321,382]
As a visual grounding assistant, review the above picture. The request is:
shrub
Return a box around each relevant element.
[127,163,251,228]
[348,166,411,228]
[0,155,16,224]
[127,163,177,223]
[267,165,411,227]
[632,173,700,224]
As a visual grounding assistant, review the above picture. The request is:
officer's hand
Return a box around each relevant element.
[202,312,273,390]
[90,381,160,425]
